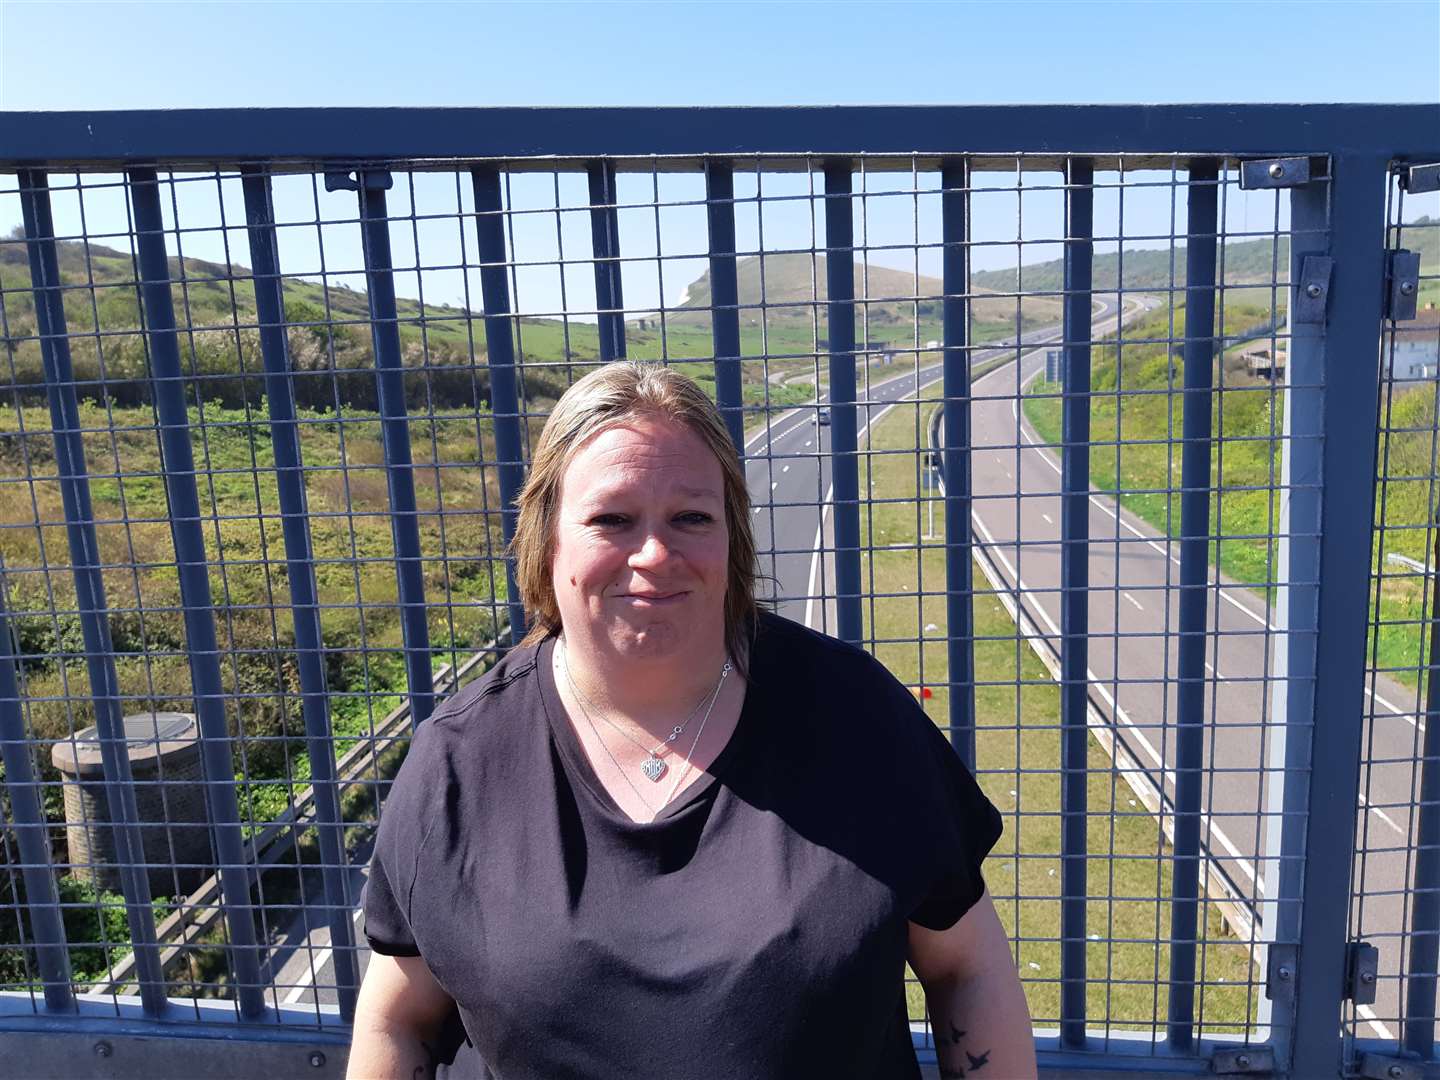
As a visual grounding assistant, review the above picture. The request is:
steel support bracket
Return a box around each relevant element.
[1386,249,1422,322]
[1240,156,1311,189]
[1358,1052,1422,1080]
[1346,940,1380,1004]
[1294,256,1334,325]
[323,168,394,192]
[1399,162,1440,195]
[1264,943,1297,1002]
[1210,1046,1275,1074]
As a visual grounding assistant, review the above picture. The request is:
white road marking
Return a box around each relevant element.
[782,465,790,473]
[969,509,1259,889]
[1358,1003,1394,1040]
[283,907,366,1005]
[1041,513,1053,525]
[770,481,778,491]
[1123,591,1143,612]
[1357,790,1406,836]
[977,349,1418,728]
[1203,661,1229,681]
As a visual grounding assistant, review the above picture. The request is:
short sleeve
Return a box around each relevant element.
[906,718,1004,932]
[361,722,439,957]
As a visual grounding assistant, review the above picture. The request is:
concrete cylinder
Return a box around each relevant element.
[50,712,211,898]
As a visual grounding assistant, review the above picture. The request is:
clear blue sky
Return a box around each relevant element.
[2,0,1437,109]
[2,1,1435,317]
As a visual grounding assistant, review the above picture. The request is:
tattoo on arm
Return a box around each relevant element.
[934,1019,991,1076]
[410,1037,440,1080]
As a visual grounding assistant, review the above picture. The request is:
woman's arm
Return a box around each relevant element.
[347,953,457,1080]
[908,889,1036,1079]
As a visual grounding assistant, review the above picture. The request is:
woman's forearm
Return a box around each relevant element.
[924,971,1037,1079]
[345,1023,440,1080]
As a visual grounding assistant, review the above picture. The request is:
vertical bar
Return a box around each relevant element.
[469,165,530,644]
[19,169,168,1016]
[1259,169,1327,1062]
[239,168,360,1019]
[1167,157,1220,1050]
[587,161,626,362]
[824,160,864,647]
[0,561,74,1011]
[940,158,976,769]
[348,169,437,726]
[1405,514,1440,1055]
[129,170,271,1017]
[705,160,745,452]
[1059,156,1094,1049]
[1287,154,1389,1079]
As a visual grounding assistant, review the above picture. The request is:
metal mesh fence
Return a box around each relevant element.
[0,141,1425,1073]
[1349,171,1440,1062]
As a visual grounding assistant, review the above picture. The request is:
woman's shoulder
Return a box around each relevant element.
[409,638,550,757]
[753,611,913,704]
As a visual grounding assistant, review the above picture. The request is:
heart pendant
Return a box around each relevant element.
[641,756,667,782]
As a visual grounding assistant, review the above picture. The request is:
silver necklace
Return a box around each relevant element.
[560,640,722,783]
[559,641,731,812]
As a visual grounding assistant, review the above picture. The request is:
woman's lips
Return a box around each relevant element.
[617,591,687,605]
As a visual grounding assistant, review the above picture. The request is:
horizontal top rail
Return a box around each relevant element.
[0,104,1437,168]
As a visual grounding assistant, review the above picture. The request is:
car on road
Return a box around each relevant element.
[812,407,831,426]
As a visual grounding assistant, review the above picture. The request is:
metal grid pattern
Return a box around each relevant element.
[1349,170,1440,1071]
[0,106,1433,1077]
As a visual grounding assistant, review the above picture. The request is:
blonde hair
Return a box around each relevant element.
[511,361,759,669]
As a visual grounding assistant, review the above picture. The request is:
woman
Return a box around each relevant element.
[348,361,1035,1079]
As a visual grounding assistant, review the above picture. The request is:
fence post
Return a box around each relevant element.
[939,158,976,769]
[1285,154,1389,1078]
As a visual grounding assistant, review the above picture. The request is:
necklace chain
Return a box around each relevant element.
[562,648,710,764]
[559,639,731,817]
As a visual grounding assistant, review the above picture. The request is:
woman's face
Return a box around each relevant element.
[550,414,730,664]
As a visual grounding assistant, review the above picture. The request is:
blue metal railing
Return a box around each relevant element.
[0,105,1436,1079]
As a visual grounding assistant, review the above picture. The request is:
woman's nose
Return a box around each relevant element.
[629,530,672,566]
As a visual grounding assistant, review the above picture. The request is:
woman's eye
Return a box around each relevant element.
[590,514,628,527]
[677,512,713,526]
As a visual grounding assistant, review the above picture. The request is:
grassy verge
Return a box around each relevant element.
[856,401,1256,1034]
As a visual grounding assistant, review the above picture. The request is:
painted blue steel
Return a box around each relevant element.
[1059,157,1094,1050]
[587,161,627,363]
[1259,169,1327,1072]
[353,173,437,727]
[470,166,530,644]
[127,170,270,1017]
[1404,515,1440,1057]
[940,159,976,770]
[18,169,168,1016]
[823,160,863,647]
[0,561,74,1011]
[1167,158,1219,1050]
[705,161,746,452]
[1287,156,1390,1079]
[238,168,360,1020]
[4,106,1436,163]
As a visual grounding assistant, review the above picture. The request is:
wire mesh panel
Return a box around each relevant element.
[0,109,1429,1077]
[1349,168,1440,1066]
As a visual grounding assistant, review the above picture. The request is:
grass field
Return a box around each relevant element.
[853,400,1257,1035]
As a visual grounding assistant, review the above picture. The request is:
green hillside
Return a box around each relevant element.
[974,217,1440,300]
[672,252,1064,350]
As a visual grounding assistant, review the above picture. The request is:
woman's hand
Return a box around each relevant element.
[347,953,456,1080]
[908,890,1037,1079]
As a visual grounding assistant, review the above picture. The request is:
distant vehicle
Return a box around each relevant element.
[812,407,831,426]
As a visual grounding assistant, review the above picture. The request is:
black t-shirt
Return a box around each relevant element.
[362,612,1002,1080]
